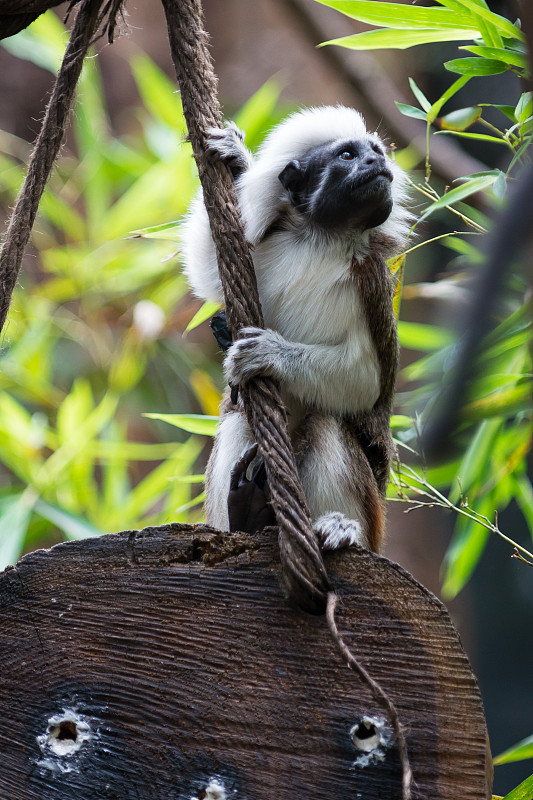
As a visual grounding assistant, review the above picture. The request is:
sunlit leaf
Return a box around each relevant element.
[144,413,218,435]
[184,300,221,333]
[0,494,33,570]
[312,0,476,29]
[438,0,524,41]
[438,106,482,131]
[321,28,477,51]
[501,773,533,800]
[398,321,454,351]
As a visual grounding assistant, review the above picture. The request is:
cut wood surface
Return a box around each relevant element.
[0,524,491,799]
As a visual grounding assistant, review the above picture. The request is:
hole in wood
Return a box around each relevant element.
[37,710,91,757]
[350,715,392,766]
[193,778,227,800]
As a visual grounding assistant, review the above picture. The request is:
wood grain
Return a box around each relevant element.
[0,524,492,799]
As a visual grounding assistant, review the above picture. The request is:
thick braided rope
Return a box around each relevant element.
[0,0,105,336]
[161,0,330,612]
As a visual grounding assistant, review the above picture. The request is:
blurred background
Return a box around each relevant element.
[0,1,531,794]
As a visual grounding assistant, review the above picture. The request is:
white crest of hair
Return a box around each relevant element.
[181,104,409,311]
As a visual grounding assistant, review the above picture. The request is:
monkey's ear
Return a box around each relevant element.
[278,160,305,193]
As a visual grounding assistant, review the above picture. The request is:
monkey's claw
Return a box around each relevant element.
[206,123,250,178]
[224,327,282,386]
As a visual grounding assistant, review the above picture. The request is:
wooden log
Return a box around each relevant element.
[0,524,492,799]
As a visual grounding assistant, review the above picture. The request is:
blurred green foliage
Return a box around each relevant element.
[0,11,236,564]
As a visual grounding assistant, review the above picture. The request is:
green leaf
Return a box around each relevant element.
[130,52,186,132]
[428,76,470,122]
[439,106,482,131]
[502,773,533,800]
[312,0,476,29]
[419,172,500,220]
[515,92,533,125]
[494,735,533,766]
[321,28,477,51]
[438,0,525,41]
[144,413,218,436]
[512,475,533,539]
[436,131,508,145]
[445,57,508,75]
[409,78,431,112]
[461,381,532,422]
[442,501,491,598]
[390,415,413,431]
[492,170,507,200]
[185,300,222,333]
[395,103,428,121]
[0,494,33,570]
[34,500,102,540]
[398,321,454,351]
[460,45,529,70]
[131,220,182,240]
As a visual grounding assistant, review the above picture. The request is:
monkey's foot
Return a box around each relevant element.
[314,512,364,551]
[206,123,251,178]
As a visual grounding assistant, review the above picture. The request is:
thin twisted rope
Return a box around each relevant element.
[0,0,108,336]
[161,0,330,613]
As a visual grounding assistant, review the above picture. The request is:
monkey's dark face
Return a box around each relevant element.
[278,138,394,232]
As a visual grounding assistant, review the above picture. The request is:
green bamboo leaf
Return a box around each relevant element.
[398,321,454,351]
[395,103,428,121]
[454,418,502,498]
[131,220,182,240]
[419,172,500,220]
[438,0,524,41]
[130,52,186,132]
[502,774,533,800]
[515,92,533,124]
[185,300,221,333]
[409,78,431,112]
[437,130,508,144]
[321,28,477,51]
[460,45,529,69]
[312,0,475,28]
[442,500,491,599]
[512,475,533,539]
[494,735,533,766]
[144,413,218,435]
[461,382,533,422]
[428,76,470,122]
[445,57,508,75]
[390,415,413,431]
[439,106,482,131]
[34,500,102,540]
[0,494,33,570]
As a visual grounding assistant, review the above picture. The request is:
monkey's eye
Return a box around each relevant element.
[339,150,356,161]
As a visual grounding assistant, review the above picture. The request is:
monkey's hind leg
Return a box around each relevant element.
[205,411,255,531]
[293,413,385,552]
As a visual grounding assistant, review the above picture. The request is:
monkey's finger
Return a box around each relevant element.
[230,384,239,405]
[229,443,259,491]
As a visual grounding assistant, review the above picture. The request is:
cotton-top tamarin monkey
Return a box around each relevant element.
[182,106,409,551]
